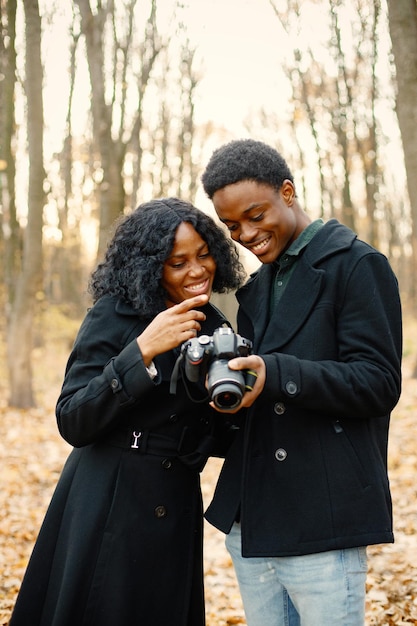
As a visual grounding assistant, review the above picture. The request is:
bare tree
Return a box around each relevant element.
[0,0,20,312]
[267,0,401,257]
[51,15,85,314]
[147,37,200,201]
[328,0,387,247]
[73,0,163,259]
[386,0,417,306]
[177,40,199,200]
[7,0,45,407]
[268,0,358,226]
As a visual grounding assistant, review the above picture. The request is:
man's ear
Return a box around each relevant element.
[280,179,295,205]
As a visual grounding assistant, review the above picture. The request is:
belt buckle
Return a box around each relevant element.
[131,430,142,449]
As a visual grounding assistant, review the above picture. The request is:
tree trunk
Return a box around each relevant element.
[8,0,44,407]
[74,0,126,260]
[0,0,20,311]
[386,0,417,306]
[387,0,417,377]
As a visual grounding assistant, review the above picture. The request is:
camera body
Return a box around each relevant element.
[182,326,252,409]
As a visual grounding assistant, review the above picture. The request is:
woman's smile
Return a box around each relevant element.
[184,278,210,294]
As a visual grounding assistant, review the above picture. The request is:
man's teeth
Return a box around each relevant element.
[253,237,269,251]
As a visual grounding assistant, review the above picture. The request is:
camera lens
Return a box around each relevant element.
[212,385,242,409]
[208,359,246,410]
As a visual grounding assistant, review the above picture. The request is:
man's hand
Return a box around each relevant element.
[210,354,266,413]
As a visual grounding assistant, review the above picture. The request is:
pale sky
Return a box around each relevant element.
[17,0,403,268]
[38,0,394,146]
[39,0,290,142]
[181,0,289,133]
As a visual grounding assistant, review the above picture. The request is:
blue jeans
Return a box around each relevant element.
[225,523,367,626]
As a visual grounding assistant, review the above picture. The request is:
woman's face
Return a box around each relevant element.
[161,221,217,307]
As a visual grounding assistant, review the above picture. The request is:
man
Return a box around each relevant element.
[201,139,402,626]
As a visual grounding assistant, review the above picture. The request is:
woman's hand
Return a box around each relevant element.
[137,294,208,365]
[210,354,266,413]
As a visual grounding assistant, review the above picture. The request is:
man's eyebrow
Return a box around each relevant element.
[220,203,264,223]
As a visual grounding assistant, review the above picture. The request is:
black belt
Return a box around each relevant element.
[103,429,181,456]
[102,428,215,471]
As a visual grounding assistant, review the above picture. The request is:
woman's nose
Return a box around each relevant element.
[188,260,205,275]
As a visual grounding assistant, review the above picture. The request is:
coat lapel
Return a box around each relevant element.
[238,259,324,353]
[260,261,324,352]
[237,264,274,351]
[236,220,356,353]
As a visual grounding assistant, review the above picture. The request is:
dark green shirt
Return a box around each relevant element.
[270,219,324,314]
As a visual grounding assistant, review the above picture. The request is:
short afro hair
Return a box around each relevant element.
[89,197,245,319]
[202,139,294,199]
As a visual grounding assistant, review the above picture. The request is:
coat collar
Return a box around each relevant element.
[236,220,356,352]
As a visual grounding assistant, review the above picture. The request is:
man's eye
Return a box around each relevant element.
[227,224,238,232]
[251,213,264,222]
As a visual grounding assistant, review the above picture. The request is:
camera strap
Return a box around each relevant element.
[170,351,210,404]
[169,352,184,395]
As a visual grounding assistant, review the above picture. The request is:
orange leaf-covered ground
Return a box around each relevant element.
[1,322,417,626]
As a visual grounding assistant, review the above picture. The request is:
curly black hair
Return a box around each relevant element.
[88,197,246,319]
[201,139,294,199]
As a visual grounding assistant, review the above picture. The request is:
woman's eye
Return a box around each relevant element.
[198,252,210,259]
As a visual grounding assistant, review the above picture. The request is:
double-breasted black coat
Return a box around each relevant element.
[206,220,402,557]
[10,296,234,626]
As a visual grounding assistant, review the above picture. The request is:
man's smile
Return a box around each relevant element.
[249,235,272,254]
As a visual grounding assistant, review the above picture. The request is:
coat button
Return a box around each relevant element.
[161,458,172,469]
[110,378,119,390]
[275,448,287,461]
[154,505,167,518]
[273,402,286,415]
[169,413,178,423]
[285,381,298,395]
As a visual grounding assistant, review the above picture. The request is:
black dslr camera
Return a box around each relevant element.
[182,327,256,410]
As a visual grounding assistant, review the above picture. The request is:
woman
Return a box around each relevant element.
[10,198,245,626]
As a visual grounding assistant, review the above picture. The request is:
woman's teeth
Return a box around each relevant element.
[188,281,206,291]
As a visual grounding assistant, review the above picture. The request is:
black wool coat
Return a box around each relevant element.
[10,296,234,626]
[206,220,402,557]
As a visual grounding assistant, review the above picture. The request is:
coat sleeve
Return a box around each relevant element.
[56,298,156,447]
[261,251,402,418]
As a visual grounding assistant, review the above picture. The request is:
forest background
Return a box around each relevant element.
[1,0,417,624]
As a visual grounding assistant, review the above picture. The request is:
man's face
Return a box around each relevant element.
[212,179,300,263]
